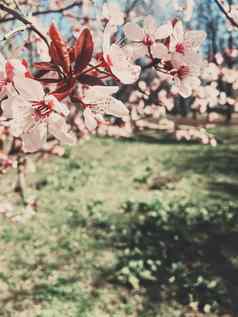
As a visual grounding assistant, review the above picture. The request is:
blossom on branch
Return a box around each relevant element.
[102,24,141,84]
[82,86,129,131]
[170,20,206,55]
[1,76,75,152]
[124,15,172,60]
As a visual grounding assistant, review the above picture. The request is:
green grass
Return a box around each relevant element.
[0,128,237,316]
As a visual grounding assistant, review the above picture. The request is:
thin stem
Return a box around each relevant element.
[214,0,238,28]
[0,1,83,23]
[79,62,104,75]
[0,3,50,48]
[15,153,26,206]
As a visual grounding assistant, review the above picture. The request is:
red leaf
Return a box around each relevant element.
[74,28,94,73]
[34,62,58,72]
[48,22,71,74]
[69,47,75,63]
[51,78,75,101]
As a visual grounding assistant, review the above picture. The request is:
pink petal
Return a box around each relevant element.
[48,113,76,144]
[155,22,173,40]
[22,124,47,153]
[109,45,141,84]
[184,31,206,50]
[106,98,129,117]
[177,79,192,98]
[13,75,44,101]
[103,23,117,54]
[84,86,119,102]
[124,23,144,41]
[10,113,33,137]
[151,43,169,60]
[173,20,184,43]
[1,96,15,118]
[143,16,157,36]
[84,108,98,131]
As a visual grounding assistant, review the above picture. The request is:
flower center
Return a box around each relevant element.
[143,35,154,46]
[32,100,54,121]
[175,43,185,54]
[177,65,190,79]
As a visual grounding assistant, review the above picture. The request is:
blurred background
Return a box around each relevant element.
[0,1,238,316]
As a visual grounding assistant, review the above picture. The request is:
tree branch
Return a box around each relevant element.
[214,0,238,28]
[0,3,50,48]
[0,1,83,24]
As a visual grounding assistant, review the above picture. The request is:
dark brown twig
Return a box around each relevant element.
[214,0,238,28]
[0,1,83,24]
[0,3,50,48]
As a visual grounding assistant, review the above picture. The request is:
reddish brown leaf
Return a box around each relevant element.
[69,47,75,63]
[37,78,62,84]
[48,22,71,74]
[51,78,76,101]
[33,69,51,79]
[34,62,58,72]
[74,28,94,73]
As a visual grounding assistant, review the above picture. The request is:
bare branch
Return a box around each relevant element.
[0,1,83,24]
[214,0,238,28]
[0,3,50,48]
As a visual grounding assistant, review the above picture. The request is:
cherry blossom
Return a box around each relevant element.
[170,52,202,98]
[82,86,129,131]
[101,2,124,26]
[102,24,141,84]
[170,20,206,55]
[124,15,172,60]
[1,75,75,152]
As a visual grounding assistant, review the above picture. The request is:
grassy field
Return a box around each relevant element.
[0,128,238,317]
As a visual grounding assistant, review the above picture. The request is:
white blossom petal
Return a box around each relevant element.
[48,112,76,144]
[22,124,47,153]
[84,108,98,131]
[83,86,119,103]
[109,45,141,84]
[1,96,15,118]
[144,16,157,36]
[151,43,169,60]
[106,97,129,117]
[124,23,144,41]
[2,95,32,119]
[155,22,173,40]
[13,75,44,101]
[184,31,206,50]
[173,20,184,43]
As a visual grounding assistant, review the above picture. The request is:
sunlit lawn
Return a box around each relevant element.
[0,128,237,316]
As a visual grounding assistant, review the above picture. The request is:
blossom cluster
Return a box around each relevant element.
[0,2,206,153]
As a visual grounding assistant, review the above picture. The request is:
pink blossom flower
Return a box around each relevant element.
[101,3,124,26]
[170,52,202,97]
[124,15,172,60]
[103,24,141,84]
[82,86,129,131]
[1,75,75,152]
[170,20,206,55]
